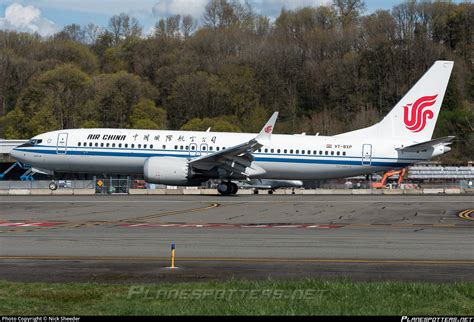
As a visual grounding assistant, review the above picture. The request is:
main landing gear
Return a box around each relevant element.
[217,181,238,195]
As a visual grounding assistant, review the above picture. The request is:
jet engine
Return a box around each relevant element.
[143,157,191,185]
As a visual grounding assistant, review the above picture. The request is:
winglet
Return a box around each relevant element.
[256,112,278,142]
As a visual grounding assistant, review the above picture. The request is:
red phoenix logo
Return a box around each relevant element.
[264,125,273,133]
[403,95,438,133]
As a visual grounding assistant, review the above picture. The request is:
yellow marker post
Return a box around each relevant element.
[171,242,176,269]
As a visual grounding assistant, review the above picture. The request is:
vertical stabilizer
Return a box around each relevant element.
[336,61,454,142]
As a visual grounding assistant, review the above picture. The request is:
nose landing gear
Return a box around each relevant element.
[49,181,58,191]
[217,181,238,195]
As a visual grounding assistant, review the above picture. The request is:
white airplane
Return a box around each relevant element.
[10,61,455,195]
[239,179,304,193]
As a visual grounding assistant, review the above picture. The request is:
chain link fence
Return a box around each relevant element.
[0,180,95,190]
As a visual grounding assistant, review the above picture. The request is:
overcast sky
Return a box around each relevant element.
[0,0,461,37]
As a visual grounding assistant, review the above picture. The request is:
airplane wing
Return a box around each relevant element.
[396,136,455,152]
[189,112,278,177]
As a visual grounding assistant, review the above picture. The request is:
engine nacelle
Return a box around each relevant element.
[143,157,190,185]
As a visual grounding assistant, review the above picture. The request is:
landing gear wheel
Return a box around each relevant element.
[217,182,238,195]
[217,182,231,195]
[229,182,238,195]
[49,181,58,191]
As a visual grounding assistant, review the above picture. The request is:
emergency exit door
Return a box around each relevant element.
[362,144,372,166]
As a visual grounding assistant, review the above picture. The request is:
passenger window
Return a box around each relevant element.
[191,146,195,150]
[78,142,81,146]
[125,143,128,148]
[101,143,104,147]
[150,145,153,149]
[119,143,122,148]
[258,149,261,153]
[131,144,134,148]
[83,142,86,147]
[290,149,293,154]
[325,151,328,155]
[319,151,323,155]
[209,146,213,151]
[89,142,92,147]
[162,145,166,149]
[95,143,98,147]
[331,151,334,155]
[284,149,287,153]
[301,150,305,154]
[144,144,147,148]
[343,151,346,156]
[174,145,178,150]
[216,147,220,151]
[296,150,299,154]
[264,149,268,153]
[337,151,340,156]
[138,144,141,148]
[202,146,207,151]
[112,143,116,148]
[106,143,110,147]
[270,149,274,153]
[277,149,281,153]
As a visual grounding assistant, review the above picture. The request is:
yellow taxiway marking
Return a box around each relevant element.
[458,209,474,221]
[0,256,473,265]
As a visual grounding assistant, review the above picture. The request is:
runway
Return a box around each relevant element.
[0,195,473,283]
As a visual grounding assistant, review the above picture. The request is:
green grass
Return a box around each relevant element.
[0,279,473,315]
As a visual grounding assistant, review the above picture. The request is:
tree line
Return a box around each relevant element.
[0,0,472,161]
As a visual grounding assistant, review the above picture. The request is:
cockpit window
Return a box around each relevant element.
[28,139,42,145]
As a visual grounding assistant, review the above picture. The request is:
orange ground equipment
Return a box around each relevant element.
[371,168,407,189]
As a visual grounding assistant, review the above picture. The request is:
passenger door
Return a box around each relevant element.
[57,133,68,154]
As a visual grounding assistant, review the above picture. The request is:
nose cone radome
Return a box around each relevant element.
[9,148,19,160]
[9,147,26,163]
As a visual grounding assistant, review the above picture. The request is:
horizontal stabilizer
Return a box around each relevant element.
[396,136,455,152]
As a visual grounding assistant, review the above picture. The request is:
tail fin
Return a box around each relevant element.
[336,61,454,142]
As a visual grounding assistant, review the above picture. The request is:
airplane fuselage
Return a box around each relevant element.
[11,128,445,181]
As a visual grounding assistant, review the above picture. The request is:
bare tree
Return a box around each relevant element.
[166,15,181,39]
[203,0,254,30]
[182,15,197,39]
[332,0,366,27]
[108,13,142,45]
[84,23,103,45]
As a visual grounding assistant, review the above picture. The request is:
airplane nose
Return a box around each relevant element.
[10,148,20,160]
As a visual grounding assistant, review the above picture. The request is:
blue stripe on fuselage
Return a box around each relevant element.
[14,147,413,168]
[28,145,427,161]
